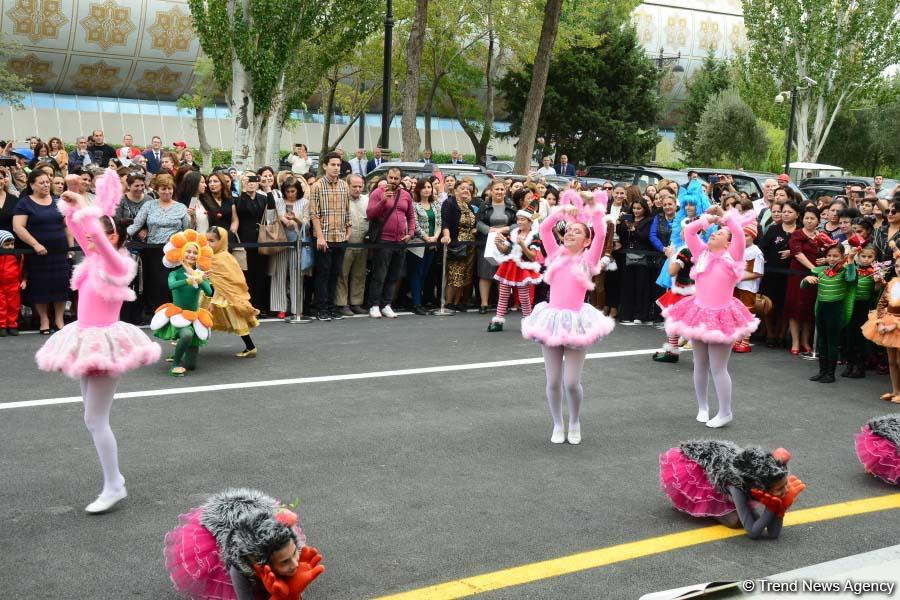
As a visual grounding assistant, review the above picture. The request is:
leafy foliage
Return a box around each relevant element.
[674,52,730,162]
[0,34,31,108]
[695,88,768,168]
[498,15,659,165]
[741,0,900,161]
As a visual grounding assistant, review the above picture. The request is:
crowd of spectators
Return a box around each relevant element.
[2,132,900,379]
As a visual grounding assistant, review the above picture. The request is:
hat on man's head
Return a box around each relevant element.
[173,141,188,149]
[777,174,791,184]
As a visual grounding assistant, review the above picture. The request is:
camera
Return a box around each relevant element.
[0,157,17,167]
[708,175,720,184]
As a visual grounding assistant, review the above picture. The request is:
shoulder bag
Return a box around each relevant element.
[257,195,287,255]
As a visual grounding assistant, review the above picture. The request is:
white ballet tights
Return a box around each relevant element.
[541,345,587,433]
[691,341,733,427]
[80,375,125,496]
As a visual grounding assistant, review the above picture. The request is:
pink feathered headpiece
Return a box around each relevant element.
[558,188,609,225]
[93,168,125,218]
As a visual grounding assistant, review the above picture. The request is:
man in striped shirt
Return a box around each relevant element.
[309,152,352,321]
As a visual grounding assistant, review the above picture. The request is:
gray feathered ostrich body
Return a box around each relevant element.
[680,440,789,494]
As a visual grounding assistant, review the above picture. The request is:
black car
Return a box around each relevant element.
[683,168,808,201]
[584,164,689,190]
[364,162,493,194]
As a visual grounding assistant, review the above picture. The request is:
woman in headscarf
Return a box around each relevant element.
[202,227,260,357]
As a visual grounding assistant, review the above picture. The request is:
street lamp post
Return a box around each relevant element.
[775,77,816,177]
[650,48,683,164]
[783,86,798,176]
[379,0,393,150]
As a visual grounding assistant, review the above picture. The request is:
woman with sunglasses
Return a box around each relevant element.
[873,200,900,262]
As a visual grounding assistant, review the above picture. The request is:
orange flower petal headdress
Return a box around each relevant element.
[162,229,213,270]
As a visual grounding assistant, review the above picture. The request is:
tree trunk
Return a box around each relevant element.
[261,74,286,168]
[400,0,429,161]
[319,76,338,173]
[195,106,213,170]
[423,79,440,151]
[513,0,564,174]
[229,0,255,169]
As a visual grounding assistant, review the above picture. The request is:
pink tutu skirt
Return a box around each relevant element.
[855,426,900,485]
[164,508,237,600]
[659,448,735,517]
[36,321,161,378]
[663,296,759,345]
[521,302,615,347]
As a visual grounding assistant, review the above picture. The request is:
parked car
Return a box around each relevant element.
[585,164,689,191]
[797,185,846,206]
[364,162,493,194]
[683,168,808,201]
[486,160,515,174]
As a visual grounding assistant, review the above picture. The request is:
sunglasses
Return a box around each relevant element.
[603,186,613,191]
[889,209,900,215]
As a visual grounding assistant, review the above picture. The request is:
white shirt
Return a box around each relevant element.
[537,166,556,176]
[736,244,765,293]
[752,197,769,217]
[348,194,370,243]
[350,157,367,176]
[116,146,135,166]
[288,154,312,175]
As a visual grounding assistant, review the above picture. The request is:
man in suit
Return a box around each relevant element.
[556,154,576,176]
[421,149,433,165]
[350,148,368,176]
[142,136,164,173]
[366,146,385,173]
[449,149,466,165]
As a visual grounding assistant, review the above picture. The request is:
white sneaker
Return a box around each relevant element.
[369,306,382,319]
[85,487,127,514]
[381,305,398,319]
[567,427,582,445]
[550,429,565,444]
[633,319,643,325]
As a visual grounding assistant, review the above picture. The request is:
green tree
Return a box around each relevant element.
[188,0,379,168]
[742,0,900,163]
[695,88,768,168]
[176,58,220,170]
[674,51,730,162]
[818,103,900,176]
[499,15,659,165]
[0,34,31,108]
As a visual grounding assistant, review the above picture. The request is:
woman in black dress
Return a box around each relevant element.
[617,198,654,324]
[12,170,72,333]
[0,167,20,233]
[234,172,271,311]
[757,200,795,347]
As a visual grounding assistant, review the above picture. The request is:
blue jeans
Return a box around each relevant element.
[406,248,435,306]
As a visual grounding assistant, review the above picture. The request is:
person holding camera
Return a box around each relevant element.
[617,198,654,325]
[366,166,415,319]
[288,143,312,176]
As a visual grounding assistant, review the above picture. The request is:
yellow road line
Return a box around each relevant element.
[376,493,900,600]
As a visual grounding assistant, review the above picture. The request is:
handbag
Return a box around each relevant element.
[231,232,248,270]
[257,198,287,256]
[364,189,402,245]
[625,251,650,267]
[299,223,314,271]
[447,242,469,261]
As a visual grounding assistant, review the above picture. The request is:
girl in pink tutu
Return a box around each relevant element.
[663,208,759,428]
[522,189,614,445]
[856,414,900,485]
[487,210,543,332]
[35,169,161,513]
[659,441,806,539]
[165,488,324,600]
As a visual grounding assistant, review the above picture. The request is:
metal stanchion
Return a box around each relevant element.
[801,329,818,360]
[288,238,311,324]
[430,244,455,316]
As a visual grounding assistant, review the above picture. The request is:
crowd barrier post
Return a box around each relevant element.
[801,329,819,360]
[288,238,311,324]
[430,244,455,316]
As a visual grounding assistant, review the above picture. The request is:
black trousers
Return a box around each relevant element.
[368,243,406,308]
[313,242,346,312]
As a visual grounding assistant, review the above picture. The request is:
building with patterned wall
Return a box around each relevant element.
[1,0,747,103]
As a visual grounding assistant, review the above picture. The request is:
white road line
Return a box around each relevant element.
[1,347,668,411]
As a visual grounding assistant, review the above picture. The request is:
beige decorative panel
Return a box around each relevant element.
[1,0,200,99]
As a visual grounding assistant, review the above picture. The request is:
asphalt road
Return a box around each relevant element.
[1,314,897,599]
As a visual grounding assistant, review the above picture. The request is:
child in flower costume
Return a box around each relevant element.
[150,229,215,376]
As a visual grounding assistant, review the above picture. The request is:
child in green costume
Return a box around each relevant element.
[150,229,215,376]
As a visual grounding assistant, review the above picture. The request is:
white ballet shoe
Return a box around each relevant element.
[696,409,709,423]
[550,429,565,444]
[705,413,733,428]
[567,427,582,445]
[85,487,127,514]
